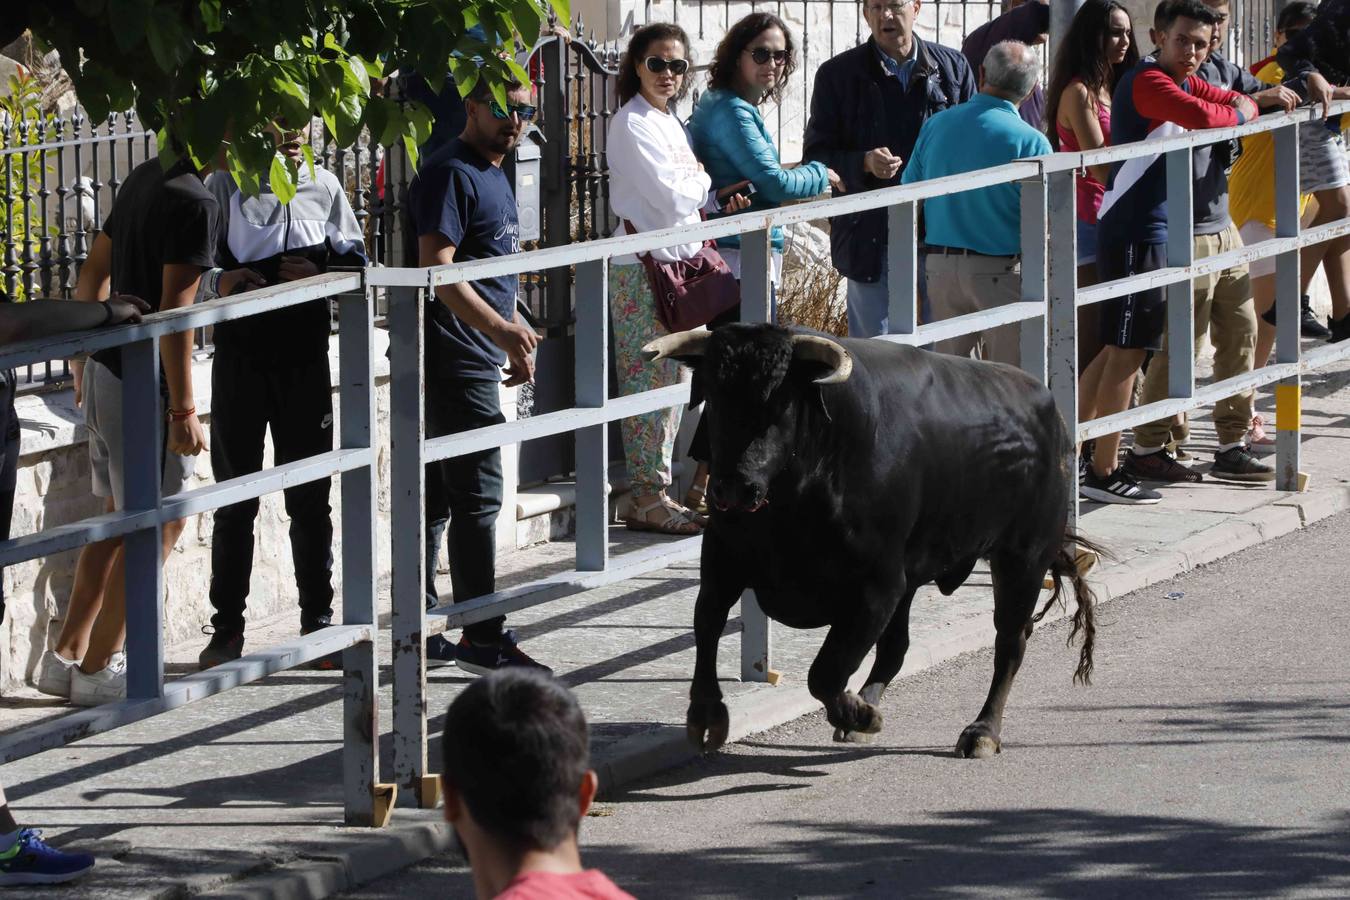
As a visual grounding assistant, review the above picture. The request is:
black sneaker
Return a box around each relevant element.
[1329,312,1350,344]
[301,614,340,671]
[1077,440,1095,482]
[1301,296,1332,339]
[1212,446,1275,482]
[455,630,553,677]
[198,626,244,671]
[426,633,459,669]
[1080,466,1162,505]
[1124,448,1202,483]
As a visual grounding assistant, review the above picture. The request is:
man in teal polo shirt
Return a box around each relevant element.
[902,39,1051,365]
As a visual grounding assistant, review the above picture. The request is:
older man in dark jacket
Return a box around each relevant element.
[804,0,975,338]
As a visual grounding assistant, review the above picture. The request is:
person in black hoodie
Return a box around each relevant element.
[197,121,367,669]
[803,0,975,338]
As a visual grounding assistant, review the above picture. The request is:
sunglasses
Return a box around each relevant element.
[747,47,789,65]
[644,56,690,76]
[488,100,537,122]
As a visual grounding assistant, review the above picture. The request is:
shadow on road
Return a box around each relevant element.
[586,807,1350,898]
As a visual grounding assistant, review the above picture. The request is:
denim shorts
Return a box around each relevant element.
[1076,218,1098,266]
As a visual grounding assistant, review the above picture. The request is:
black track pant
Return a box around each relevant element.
[208,349,334,632]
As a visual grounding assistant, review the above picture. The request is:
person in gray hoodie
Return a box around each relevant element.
[197,121,367,670]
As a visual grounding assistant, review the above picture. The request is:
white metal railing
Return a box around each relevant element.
[1,98,1346,825]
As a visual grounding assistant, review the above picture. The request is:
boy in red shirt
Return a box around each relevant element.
[441,670,633,900]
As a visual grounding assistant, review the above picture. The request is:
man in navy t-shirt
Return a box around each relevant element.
[407,75,551,675]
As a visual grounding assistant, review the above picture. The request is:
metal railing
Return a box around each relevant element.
[367,97,1350,807]
[0,273,387,825]
[1,98,1346,824]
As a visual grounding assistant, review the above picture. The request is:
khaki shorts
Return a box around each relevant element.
[84,359,195,508]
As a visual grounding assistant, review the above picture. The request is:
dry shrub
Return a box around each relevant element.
[776,224,846,336]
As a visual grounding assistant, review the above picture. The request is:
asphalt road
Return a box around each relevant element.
[339,512,1350,899]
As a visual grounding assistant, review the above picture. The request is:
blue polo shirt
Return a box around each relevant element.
[900,92,1052,256]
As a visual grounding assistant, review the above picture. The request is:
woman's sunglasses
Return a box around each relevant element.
[488,101,538,122]
[747,47,789,65]
[644,56,690,76]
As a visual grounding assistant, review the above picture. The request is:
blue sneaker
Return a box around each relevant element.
[0,829,95,886]
[454,630,553,677]
[426,633,458,669]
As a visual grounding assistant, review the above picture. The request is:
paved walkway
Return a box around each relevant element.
[2,361,1349,900]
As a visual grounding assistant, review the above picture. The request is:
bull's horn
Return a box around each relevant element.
[643,330,710,362]
[791,334,853,384]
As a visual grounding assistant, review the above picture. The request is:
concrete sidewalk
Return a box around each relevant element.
[2,360,1349,900]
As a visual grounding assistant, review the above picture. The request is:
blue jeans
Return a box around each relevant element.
[845,256,931,337]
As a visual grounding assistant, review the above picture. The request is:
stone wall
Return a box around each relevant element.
[0,331,523,694]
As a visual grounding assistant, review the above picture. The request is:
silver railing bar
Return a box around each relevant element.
[0,624,373,765]
[424,384,690,463]
[423,537,704,634]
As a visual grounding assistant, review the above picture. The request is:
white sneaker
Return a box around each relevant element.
[69,655,127,707]
[34,650,82,698]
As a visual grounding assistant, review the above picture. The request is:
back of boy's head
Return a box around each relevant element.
[1153,0,1218,32]
[442,669,589,853]
[1276,1,1315,32]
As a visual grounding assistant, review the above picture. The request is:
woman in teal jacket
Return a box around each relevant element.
[683,12,841,512]
[688,12,841,285]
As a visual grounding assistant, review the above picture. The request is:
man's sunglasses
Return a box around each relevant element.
[644,56,690,75]
[747,47,789,65]
[488,101,538,122]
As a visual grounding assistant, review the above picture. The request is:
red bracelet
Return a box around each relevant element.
[167,407,196,422]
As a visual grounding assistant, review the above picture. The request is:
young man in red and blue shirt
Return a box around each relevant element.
[1078,0,1257,505]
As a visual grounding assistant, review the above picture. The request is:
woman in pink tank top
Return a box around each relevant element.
[1044,0,1138,370]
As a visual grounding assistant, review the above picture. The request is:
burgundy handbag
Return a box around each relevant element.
[624,220,740,333]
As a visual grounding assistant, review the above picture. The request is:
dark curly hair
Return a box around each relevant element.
[618,22,694,104]
[706,12,798,106]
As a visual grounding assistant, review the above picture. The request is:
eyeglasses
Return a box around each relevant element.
[865,0,914,16]
[644,56,690,75]
[489,101,537,122]
[747,47,789,65]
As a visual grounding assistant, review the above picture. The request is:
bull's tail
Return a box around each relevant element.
[1034,530,1108,685]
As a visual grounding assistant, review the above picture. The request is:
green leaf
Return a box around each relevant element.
[199,0,222,32]
[547,0,570,27]
[504,57,531,89]
[270,154,297,205]
[301,143,316,182]
[75,0,106,14]
[405,101,434,147]
[145,15,187,73]
[402,133,421,174]
[269,67,310,126]
[108,0,151,52]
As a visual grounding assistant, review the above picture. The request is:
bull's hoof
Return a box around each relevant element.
[825,692,884,736]
[832,727,877,744]
[686,699,730,753]
[860,683,886,706]
[955,724,1001,759]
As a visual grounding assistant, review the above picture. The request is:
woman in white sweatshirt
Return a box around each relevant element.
[606,22,711,535]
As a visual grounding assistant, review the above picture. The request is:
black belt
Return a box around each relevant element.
[928,245,1018,260]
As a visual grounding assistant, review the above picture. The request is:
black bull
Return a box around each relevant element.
[645,324,1095,759]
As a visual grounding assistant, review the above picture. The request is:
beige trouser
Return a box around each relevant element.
[926,252,1023,366]
[1134,224,1256,449]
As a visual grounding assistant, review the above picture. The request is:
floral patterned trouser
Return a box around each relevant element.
[608,263,685,497]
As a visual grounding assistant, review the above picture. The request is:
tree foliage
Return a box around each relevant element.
[22,0,568,197]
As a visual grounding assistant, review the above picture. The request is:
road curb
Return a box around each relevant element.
[170,487,1350,900]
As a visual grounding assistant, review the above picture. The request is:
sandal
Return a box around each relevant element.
[624,497,704,536]
[683,483,709,517]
